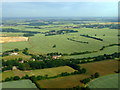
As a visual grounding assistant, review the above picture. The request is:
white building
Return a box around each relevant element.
[10,53,18,55]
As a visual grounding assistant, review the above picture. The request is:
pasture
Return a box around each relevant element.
[79,60,118,76]
[1,69,25,80]
[24,66,75,77]
[88,74,119,88]
[1,66,75,81]
[2,41,31,52]
[2,80,37,88]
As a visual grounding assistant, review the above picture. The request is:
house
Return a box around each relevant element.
[12,66,17,70]
[32,59,35,61]
[20,60,24,63]
[53,55,62,59]
[53,56,57,59]
[10,53,18,55]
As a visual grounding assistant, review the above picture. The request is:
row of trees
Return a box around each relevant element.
[2,52,120,72]
[80,34,103,41]
[81,72,100,84]
[45,30,78,36]
[2,28,41,34]
[73,24,119,29]
[67,38,88,44]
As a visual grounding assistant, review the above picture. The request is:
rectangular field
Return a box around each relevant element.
[79,60,118,76]
[36,74,89,88]
[1,37,28,43]
[24,66,76,77]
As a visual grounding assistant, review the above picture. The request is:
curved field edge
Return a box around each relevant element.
[2,79,37,88]
[87,73,119,88]
[64,46,118,59]
[35,60,118,88]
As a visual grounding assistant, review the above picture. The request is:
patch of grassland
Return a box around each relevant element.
[24,66,75,77]
[2,80,37,88]
[2,66,75,81]
[79,60,118,76]
[88,73,119,88]
[2,41,31,52]
[2,69,26,80]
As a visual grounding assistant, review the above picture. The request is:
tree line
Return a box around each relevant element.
[67,38,88,44]
[80,34,103,41]
[2,28,41,34]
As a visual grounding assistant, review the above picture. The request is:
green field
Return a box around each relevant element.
[2,26,118,59]
[2,41,31,52]
[88,74,119,88]
[24,66,75,77]
[64,46,118,59]
[28,28,118,54]
[2,80,37,88]
[1,66,75,81]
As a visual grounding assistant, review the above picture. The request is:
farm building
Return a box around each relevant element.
[10,53,18,55]
[53,55,61,59]
[19,60,24,63]
[12,66,17,70]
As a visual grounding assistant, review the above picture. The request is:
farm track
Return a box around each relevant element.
[27,38,34,49]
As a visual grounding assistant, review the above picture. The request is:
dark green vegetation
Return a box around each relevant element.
[2,28,41,34]
[80,34,103,41]
[45,30,78,36]
[67,38,88,44]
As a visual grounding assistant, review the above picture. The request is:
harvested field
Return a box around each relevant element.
[80,60,118,76]
[0,37,28,43]
[37,74,89,88]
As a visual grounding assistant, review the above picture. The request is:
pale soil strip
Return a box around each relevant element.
[0,37,28,43]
